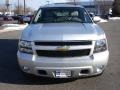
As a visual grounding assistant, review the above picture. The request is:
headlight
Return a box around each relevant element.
[18,40,33,54]
[94,39,107,53]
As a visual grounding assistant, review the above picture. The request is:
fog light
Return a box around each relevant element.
[98,65,105,70]
[23,66,30,72]
[97,68,102,73]
[96,65,105,73]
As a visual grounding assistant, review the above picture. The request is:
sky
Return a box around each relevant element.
[0,0,93,10]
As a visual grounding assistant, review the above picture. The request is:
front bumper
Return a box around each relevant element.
[17,51,109,78]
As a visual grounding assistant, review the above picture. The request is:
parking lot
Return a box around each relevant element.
[0,20,119,90]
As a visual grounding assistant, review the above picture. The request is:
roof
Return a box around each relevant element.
[41,3,84,8]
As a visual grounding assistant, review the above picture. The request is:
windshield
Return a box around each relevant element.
[33,7,92,23]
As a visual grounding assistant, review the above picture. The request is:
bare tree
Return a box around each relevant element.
[112,0,120,16]
[95,0,113,15]
[0,6,7,14]
[67,0,80,4]
[99,0,110,15]
[13,5,33,15]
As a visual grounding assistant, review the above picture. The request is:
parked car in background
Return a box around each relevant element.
[12,15,21,21]
[0,15,4,21]
[0,15,13,21]
[27,15,34,21]
[95,14,109,20]
[4,16,13,21]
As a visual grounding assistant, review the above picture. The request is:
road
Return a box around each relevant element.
[0,20,120,90]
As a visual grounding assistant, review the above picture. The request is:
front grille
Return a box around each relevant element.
[36,49,90,57]
[35,41,92,46]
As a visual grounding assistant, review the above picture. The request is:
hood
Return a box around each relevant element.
[21,23,105,41]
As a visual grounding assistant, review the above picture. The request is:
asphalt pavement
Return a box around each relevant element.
[0,20,119,90]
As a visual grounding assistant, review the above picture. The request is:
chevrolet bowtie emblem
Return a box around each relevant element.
[57,46,70,51]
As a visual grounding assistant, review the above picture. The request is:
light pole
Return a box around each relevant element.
[24,0,26,15]
[18,0,19,14]
[6,0,10,13]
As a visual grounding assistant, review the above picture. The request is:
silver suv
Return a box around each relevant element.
[17,4,109,78]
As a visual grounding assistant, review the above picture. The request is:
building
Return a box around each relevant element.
[56,0,114,15]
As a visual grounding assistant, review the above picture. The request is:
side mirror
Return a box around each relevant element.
[93,16,101,23]
[23,16,31,24]
[89,13,94,18]
[27,20,31,24]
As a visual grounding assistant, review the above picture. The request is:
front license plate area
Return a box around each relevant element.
[55,70,71,78]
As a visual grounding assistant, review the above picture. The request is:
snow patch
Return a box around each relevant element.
[109,17,120,20]
[1,24,28,31]
[93,16,108,23]
[99,19,108,23]
[0,23,28,33]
